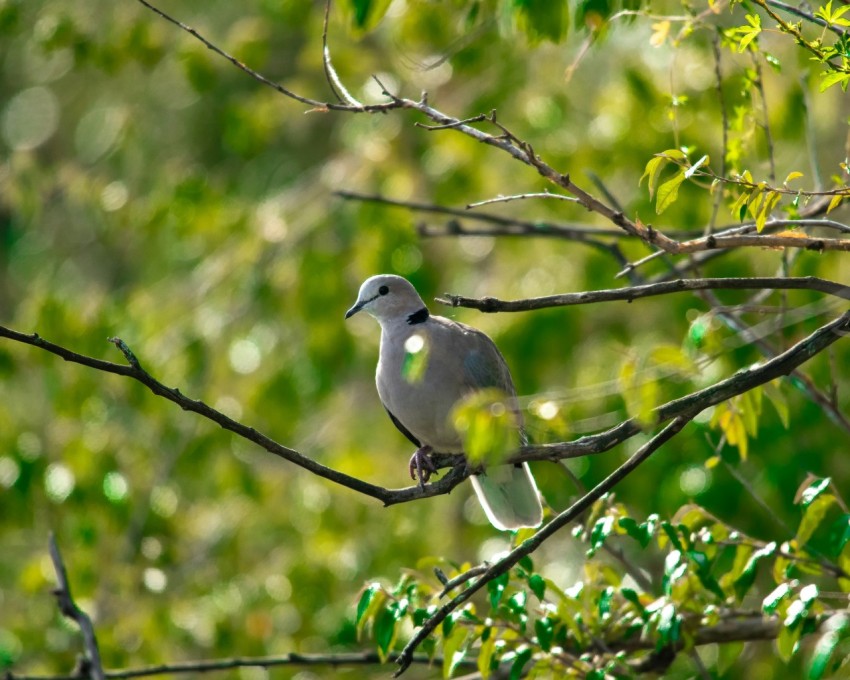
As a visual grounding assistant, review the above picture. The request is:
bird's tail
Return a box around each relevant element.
[471,463,543,531]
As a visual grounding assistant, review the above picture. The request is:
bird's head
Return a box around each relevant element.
[345,274,429,325]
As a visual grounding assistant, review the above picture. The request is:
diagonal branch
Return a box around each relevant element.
[511,310,850,464]
[0,325,464,506]
[394,414,695,675]
[392,312,850,673]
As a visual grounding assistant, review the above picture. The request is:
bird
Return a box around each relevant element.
[345,274,543,531]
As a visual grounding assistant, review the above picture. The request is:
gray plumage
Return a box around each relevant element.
[345,274,543,531]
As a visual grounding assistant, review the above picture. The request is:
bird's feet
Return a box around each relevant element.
[408,446,437,489]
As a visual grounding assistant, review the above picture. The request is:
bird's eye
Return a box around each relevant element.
[379,285,389,296]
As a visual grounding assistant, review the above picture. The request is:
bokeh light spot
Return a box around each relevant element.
[103,471,129,503]
[44,463,75,503]
[229,338,261,374]
[2,87,59,150]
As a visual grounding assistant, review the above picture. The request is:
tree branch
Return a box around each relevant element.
[48,534,105,680]
[438,276,850,313]
[3,310,848,506]
[0,325,464,506]
[5,651,458,680]
[395,414,695,675]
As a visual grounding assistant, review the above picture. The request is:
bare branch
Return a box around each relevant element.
[132,0,397,114]
[5,652,456,680]
[438,276,850,313]
[466,192,580,208]
[48,534,105,680]
[321,0,362,106]
[0,325,465,505]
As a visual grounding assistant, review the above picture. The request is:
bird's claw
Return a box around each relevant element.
[409,446,436,489]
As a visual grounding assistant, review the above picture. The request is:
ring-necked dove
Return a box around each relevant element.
[345,274,543,531]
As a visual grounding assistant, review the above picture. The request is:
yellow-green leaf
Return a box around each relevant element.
[452,388,519,466]
[827,193,844,214]
[656,170,686,214]
[796,493,836,546]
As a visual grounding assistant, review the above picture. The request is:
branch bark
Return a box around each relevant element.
[48,534,105,680]
[438,276,850,312]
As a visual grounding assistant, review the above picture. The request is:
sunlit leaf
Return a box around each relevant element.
[656,170,687,214]
[453,388,519,466]
[510,646,533,680]
[734,542,777,601]
[797,493,836,546]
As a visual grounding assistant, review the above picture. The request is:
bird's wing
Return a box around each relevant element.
[383,404,421,447]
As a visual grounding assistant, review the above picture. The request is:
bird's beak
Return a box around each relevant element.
[344,301,363,319]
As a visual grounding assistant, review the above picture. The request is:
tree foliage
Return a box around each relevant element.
[1,0,849,678]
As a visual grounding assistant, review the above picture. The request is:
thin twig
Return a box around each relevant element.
[415,113,489,130]
[4,651,457,680]
[438,276,850,313]
[437,564,490,598]
[321,0,362,106]
[751,55,776,184]
[132,0,396,114]
[466,192,580,208]
[48,534,106,680]
[709,32,728,234]
[800,74,824,191]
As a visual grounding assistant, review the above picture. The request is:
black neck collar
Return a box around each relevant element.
[406,308,429,325]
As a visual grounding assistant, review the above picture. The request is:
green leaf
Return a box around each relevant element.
[510,647,533,680]
[797,494,836,547]
[535,616,554,651]
[588,515,615,556]
[656,170,687,214]
[478,630,496,679]
[356,583,384,637]
[657,603,681,645]
[621,587,645,612]
[734,542,777,601]
[640,149,685,198]
[797,477,832,507]
[778,619,803,663]
[764,380,790,428]
[763,583,793,614]
[442,626,469,679]
[488,572,510,610]
[507,591,528,619]
[374,605,398,661]
[687,549,726,600]
[660,522,684,551]
[528,573,546,601]
[348,0,393,30]
[828,514,850,556]
[598,586,614,618]
[809,613,850,680]
[453,388,519,466]
[513,0,570,43]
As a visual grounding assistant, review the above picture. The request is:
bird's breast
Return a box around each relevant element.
[377,324,465,452]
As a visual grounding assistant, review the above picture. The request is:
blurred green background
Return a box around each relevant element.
[1,0,848,677]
